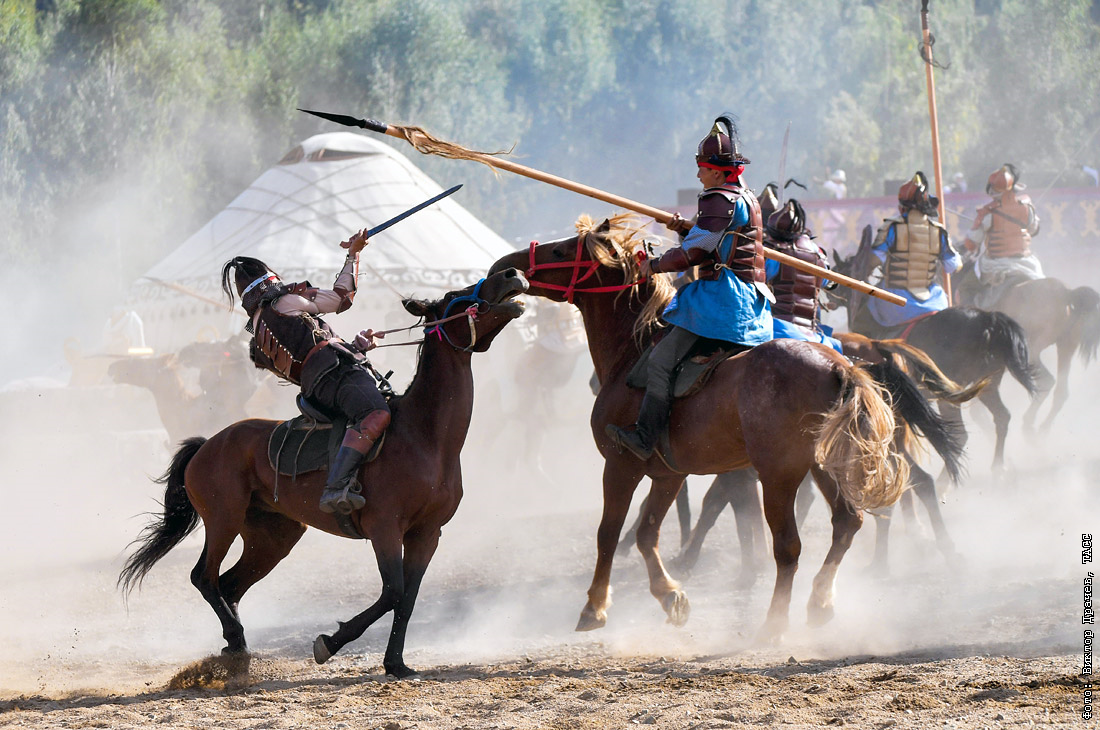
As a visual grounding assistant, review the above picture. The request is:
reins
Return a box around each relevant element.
[366,278,488,352]
[523,232,647,303]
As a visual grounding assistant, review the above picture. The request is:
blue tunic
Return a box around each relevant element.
[764,260,843,353]
[868,218,961,328]
[661,197,773,346]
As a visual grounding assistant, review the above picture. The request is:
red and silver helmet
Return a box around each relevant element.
[898,171,938,214]
[759,183,780,224]
[696,113,751,172]
[986,163,1020,195]
[766,199,808,243]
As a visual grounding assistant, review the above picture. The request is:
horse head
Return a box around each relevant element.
[403,267,529,353]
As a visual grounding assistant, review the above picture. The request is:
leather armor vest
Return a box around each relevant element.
[251,302,335,385]
[696,183,766,287]
[879,211,945,301]
[980,194,1034,258]
[769,234,826,328]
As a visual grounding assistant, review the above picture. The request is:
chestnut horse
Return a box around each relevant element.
[119,269,528,678]
[490,215,914,640]
[830,232,1038,472]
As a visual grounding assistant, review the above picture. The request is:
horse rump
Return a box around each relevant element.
[118,436,206,594]
[1069,286,1100,363]
[813,366,908,511]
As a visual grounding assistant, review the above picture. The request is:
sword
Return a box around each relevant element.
[367,184,462,238]
[777,121,791,204]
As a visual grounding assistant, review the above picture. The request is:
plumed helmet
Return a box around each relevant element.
[220,256,285,326]
[898,171,939,214]
[759,183,780,224]
[766,199,808,243]
[986,163,1020,195]
[696,113,751,170]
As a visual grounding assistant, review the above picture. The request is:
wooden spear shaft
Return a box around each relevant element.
[922,0,952,304]
[300,109,904,306]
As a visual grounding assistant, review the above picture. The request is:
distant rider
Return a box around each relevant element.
[221,230,390,515]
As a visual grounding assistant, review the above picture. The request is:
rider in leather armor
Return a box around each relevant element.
[763,199,843,353]
[221,230,390,515]
[606,114,773,461]
[867,171,961,328]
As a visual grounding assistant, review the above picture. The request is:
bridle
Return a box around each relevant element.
[367,278,489,353]
[524,232,646,304]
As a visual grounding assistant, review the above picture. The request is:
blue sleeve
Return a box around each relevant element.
[765,259,780,280]
[940,230,961,274]
[871,225,893,264]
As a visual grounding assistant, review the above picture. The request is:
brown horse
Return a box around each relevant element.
[830,235,1038,472]
[119,268,528,678]
[954,265,1100,432]
[490,215,914,640]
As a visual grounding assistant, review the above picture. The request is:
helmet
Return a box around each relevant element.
[830,169,846,183]
[696,113,751,171]
[898,171,938,214]
[759,183,780,224]
[986,163,1020,195]
[766,199,807,243]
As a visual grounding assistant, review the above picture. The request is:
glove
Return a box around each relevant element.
[353,328,383,352]
[341,229,370,256]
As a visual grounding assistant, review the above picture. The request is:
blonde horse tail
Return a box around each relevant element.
[814,366,909,512]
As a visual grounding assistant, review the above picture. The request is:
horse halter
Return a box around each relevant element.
[424,278,487,352]
[524,232,645,304]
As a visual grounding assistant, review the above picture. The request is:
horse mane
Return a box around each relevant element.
[573,212,676,343]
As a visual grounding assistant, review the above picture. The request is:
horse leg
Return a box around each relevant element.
[978,385,1012,474]
[805,465,863,628]
[1023,357,1055,432]
[635,474,693,627]
[674,472,737,575]
[675,483,692,548]
[617,491,652,556]
[190,532,248,654]
[220,508,307,611]
[314,529,404,664]
[382,527,441,679]
[868,508,892,577]
[1038,341,1073,432]
[729,470,768,589]
[577,460,645,631]
[757,471,805,643]
[794,473,816,528]
[909,462,961,567]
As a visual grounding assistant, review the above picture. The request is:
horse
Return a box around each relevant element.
[829,231,1038,473]
[118,268,529,678]
[671,335,982,580]
[489,214,958,640]
[954,264,1100,432]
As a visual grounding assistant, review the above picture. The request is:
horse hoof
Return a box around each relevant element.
[733,570,758,591]
[661,590,691,627]
[807,602,835,628]
[385,663,420,680]
[575,605,607,632]
[313,634,335,664]
[754,619,787,646]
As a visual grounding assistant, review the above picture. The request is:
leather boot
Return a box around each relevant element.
[319,445,368,515]
[605,393,670,461]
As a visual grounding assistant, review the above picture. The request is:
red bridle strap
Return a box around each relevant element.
[524,233,646,304]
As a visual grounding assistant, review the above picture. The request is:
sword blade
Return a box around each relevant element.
[366,184,463,238]
[777,121,791,204]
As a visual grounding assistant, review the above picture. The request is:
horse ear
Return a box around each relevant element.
[832,250,841,267]
[403,298,431,317]
[597,218,612,233]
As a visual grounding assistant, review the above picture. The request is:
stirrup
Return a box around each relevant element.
[319,480,365,515]
[604,423,654,461]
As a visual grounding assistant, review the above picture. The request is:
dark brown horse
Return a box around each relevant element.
[830,234,1038,472]
[119,269,528,678]
[954,265,1100,432]
[491,215,918,640]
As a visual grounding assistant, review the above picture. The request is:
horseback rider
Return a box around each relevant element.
[959,163,1042,308]
[763,199,843,353]
[220,229,390,515]
[606,114,773,461]
[865,171,961,329]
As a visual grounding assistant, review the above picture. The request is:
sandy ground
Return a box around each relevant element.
[0,356,1095,729]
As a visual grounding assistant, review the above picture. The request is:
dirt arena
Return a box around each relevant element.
[0,353,1094,729]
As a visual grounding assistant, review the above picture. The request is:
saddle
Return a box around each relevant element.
[267,395,385,478]
[626,336,751,398]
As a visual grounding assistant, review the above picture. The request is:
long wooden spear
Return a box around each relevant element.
[920,0,951,303]
[300,109,905,306]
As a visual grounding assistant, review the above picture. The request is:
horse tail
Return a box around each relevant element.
[865,354,967,484]
[873,339,989,404]
[1069,286,1100,364]
[814,366,909,511]
[118,437,206,595]
[984,311,1038,394]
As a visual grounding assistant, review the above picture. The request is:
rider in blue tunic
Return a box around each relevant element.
[763,199,844,354]
[606,114,773,461]
[867,172,961,329]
